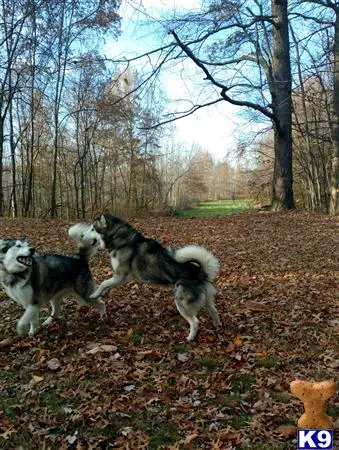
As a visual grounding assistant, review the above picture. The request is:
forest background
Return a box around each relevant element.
[0,0,337,219]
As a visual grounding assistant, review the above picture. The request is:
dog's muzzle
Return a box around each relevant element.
[17,249,34,267]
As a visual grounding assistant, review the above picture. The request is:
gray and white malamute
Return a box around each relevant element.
[0,224,105,337]
[82,212,221,341]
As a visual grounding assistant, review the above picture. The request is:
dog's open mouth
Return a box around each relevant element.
[17,256,32,267]
[92,239,97,246]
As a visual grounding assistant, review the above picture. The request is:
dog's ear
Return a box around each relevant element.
[99,214,107,229]
[0,241,9,253]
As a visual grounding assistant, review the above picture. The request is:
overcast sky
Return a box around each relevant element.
[104,0,262,161]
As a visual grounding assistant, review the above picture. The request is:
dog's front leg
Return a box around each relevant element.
[17,305,39,337]
[90,274,124,299]
[42,298,62,327]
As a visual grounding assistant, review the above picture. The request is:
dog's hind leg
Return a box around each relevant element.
[73,292,106,319]
[42,298,62,327]
[17,305,39,337]
[205,284,221,328]
[91,297,106,318]
[205,300,221,328]
[176,301,199,342]
[174,285,200,342]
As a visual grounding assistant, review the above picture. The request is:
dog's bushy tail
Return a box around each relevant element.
[174,245,219,280]
[68,223,98,260]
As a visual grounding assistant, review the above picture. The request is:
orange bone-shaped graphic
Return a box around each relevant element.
[290,380,336,429]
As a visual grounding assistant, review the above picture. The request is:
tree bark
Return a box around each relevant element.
[9,71,17,217]
[330,7,339,216]
[271,0,294,210]
[0,117,4,215]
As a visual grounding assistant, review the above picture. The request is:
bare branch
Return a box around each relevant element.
[170,30,277,125]
[103,43,176,64]
[291,12,334,25]
[301,0,337,10]
[141,98,225,129]
[195,54,259,67]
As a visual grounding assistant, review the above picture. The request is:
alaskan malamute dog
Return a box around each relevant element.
[82,213,221,341]
[0,224,105,337]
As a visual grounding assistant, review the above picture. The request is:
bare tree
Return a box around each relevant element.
[0,0,33,215]
[166,0,294,210]
[330,1,339,215]
[293,0,337,214]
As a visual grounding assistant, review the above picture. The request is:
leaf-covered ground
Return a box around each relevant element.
[0,212,338,449]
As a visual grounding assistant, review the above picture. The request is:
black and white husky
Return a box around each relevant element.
[0,224,105,337]
[82,213,221,341]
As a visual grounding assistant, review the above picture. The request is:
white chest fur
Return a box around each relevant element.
[2,281,33,308]
[110,254,120,271]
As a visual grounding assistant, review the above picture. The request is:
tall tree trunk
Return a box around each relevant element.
[330,7,339,216]
[0,117,4,216]
[51,117,59,218]
[50,2,70,218]
[24,3,37,217]
[271,0,294,210]
[9,72,17,217]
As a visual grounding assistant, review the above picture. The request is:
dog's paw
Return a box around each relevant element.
[213,320,222,329]
[16,322,28,337]
[17,328,26,337]
[91,288,108,299]
[28,328,38,338]
[42,316,53,327]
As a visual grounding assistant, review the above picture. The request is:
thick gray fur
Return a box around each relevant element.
[0,225,105,337]
[82,213,221,341]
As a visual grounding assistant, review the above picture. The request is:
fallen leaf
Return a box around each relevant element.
[100,344,118,352]
[47,358,61,371]
[0,427,16,440]
[0,337,14,348]
[124,384,136,392]
[246,301,270,311]
[223,343,236,353]
[66,432,78,444]
[177,353,190,362]
[86,347,102,355]
[184,433,198,444]
[121,426,133,436]
[32,375,44,383]
[87,344,118,354]
[127,328,133,338]
[275,425,297,437]
[234,336,243,346]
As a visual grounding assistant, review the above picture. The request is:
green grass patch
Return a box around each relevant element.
[0,368,23,383]
[231,412,250,429]
[123,410,179,448]
[328,403,339,418]
[132,330,144,345]
[207,394,238,408]
[173,342,190,353]
[240,443,294,450]
[270,390,291,404]
[257,355,283,370]
[43,392,65,415]
[175,199,254,217]
[152,361,170,372]
[149,423,180,449]
[195,355,218,371]
[229,372,254,394]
